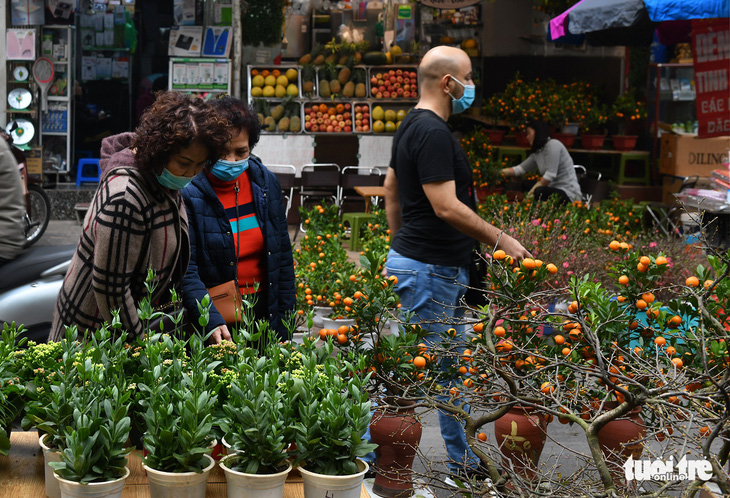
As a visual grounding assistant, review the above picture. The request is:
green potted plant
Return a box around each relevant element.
[137,332,217,498]
[481,93,508,145]
[48,346,133,498]
[218,354,295,498]
[579,102,609,150]
[21,328,84,498]
[292,347,376,498]
[553,80,596,147]
[460,127,503,195]
[0,324,26,456]
[294,203,357,328]
[609,89,648,150]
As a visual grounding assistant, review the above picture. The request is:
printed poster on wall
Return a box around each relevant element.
[691,19,730,138]
[11,0,44,25]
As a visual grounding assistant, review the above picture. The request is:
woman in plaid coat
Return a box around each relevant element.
[50,92,229,340]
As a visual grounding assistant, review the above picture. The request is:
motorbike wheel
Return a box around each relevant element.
[24,184,51,247]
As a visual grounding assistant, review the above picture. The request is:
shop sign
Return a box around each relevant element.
[26,148,43,176]
[691,19,730,138]
[418,0,481,9]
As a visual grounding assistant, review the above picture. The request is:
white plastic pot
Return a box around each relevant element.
[40,433,62,498]
[55,466,130,498]
[221,436,245,455]
[142,454,215,498]
[322,317,355,330]
[219,455,291,498]
[298,459,368,498]
[312,306,329,329]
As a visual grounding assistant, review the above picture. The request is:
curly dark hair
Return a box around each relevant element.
[209,95,261,150]
[132,92,230,173]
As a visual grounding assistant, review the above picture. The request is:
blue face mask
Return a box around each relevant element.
[210,157,249,182]
[156,168,195,190]
[448,76,475,114]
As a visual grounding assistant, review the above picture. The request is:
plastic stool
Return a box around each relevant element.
[617,152,650,185]
[342,212,373,251]
[497,146,527,164]
[76,158,101,186]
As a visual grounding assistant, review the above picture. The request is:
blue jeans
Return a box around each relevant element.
[385,249,478,473]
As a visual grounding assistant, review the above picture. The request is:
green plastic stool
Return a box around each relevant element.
[617,151,651,185]
[497,146,527,164]
[342,212,373,251]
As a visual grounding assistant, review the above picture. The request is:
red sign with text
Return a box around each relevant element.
[691,19,730,138]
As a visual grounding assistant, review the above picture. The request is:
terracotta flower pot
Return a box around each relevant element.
[580,134,606,150]
[486,129,506,146]
[597,404,645,488]
[597,405,645,461]
[552,133,576,148]
[475,186,504,203]
[370,399,423,497]
[612,135,638,151]
[514,131,530,147]
[494,405,547,481]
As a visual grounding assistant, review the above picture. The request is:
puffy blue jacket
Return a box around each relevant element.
[181,157,296,338]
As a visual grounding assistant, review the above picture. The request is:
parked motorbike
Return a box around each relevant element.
[0,244,75,343]
[3,128,51,247]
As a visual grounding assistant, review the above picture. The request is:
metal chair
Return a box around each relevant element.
[299,163,341,210]
[266,164,296,219]
[339,166,384,214]
[296,163,340,240]
[574,165,608,206]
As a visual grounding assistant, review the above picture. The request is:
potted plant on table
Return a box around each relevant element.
[481,93,508,145]
[552,80,596,147]
[609,89,647,151]
[291,345,376,498]
[137,332,217,498]
[0,324,26,457]
[460,127,504,198]
[579,102,609,150]
[22,325,126,498]
[47,333,133,498]
[498,73,558,144]
[218,354,296,498]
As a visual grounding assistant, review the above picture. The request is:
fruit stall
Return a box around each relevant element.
[248,65,418,136]
[246,61,420,170]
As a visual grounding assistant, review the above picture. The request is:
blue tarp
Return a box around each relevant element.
[551,0,729,44]
[644,0,730,22]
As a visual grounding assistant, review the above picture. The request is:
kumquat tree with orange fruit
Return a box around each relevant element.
[289,187,727,496]
[402,235,730,497]
[293,204,358,321]
[476,193,705,292]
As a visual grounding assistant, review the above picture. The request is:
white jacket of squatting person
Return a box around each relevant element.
[0,138,26,262]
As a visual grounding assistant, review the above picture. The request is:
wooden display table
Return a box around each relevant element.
[353,186,386,214]
[1,431,370,498]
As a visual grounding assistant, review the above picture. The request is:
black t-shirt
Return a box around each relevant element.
[389,109,476,267]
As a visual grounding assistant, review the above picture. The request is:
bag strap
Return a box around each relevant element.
[233,181,240,290]
[232,181,241,326]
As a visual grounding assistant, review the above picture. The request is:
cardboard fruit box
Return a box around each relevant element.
[659,133,730,177]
